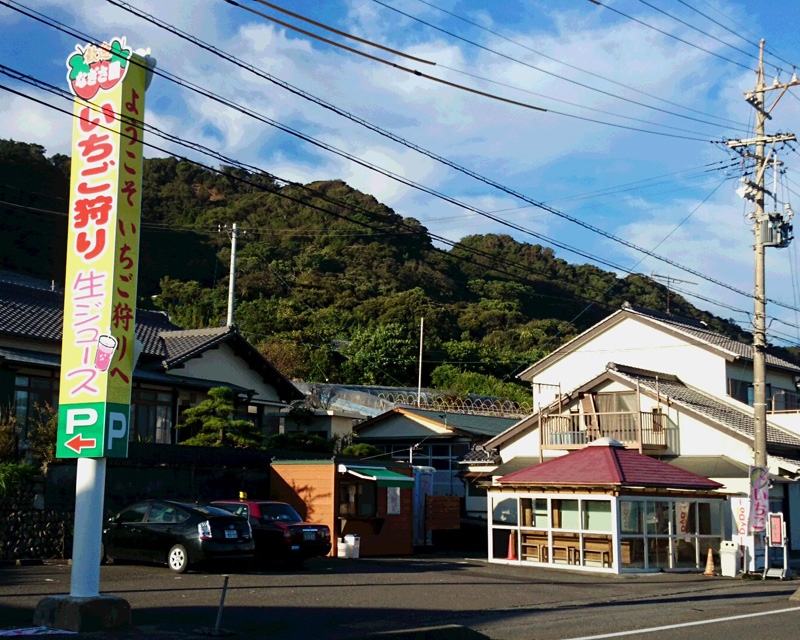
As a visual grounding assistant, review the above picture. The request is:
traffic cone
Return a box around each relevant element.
[506,533,517,561]
[703,548,715,576]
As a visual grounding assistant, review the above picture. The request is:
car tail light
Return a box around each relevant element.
[276,523,292,540]
[322,528,330,539]
[198,520,212,540]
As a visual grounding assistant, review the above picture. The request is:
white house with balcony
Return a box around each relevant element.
[466,303,800,559]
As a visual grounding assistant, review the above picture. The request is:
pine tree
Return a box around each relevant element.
[178,387,264,449]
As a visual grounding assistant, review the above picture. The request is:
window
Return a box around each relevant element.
[147,503,187,524]
[14,374,58,438]
[117,504,150,523]
[339,480,377,518]
[132,389,173,444]
[583,501,611,532]
[492,497,518,525]
[552,499,579,530]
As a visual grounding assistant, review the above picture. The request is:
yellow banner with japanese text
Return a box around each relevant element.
[57,37,148,459]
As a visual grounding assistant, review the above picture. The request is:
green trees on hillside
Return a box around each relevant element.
[2,139,777,400]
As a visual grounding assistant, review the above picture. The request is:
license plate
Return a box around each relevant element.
[303,530,316,541]
[224,530,238,539]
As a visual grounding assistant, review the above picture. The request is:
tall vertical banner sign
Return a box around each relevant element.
[56,38,147,459]
[748,466,769,533]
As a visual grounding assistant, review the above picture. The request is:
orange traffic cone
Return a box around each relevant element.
[703,548,715,576]
[506,533,517,561]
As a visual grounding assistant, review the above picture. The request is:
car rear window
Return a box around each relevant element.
[193,505,240,518]
[260,503,302,522]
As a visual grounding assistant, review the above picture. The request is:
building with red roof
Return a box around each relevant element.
[488,439,726,573]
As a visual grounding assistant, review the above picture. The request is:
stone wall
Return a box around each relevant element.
[0,475,73,561]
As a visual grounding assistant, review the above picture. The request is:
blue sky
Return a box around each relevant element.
[2,0,800,344]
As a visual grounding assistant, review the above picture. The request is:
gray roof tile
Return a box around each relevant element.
[0,280,178,357]
[626,304,800,372]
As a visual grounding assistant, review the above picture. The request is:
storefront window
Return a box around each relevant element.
[552,499,579,530]
[646,501,671,535]
[492,497,518,525]
[583,501,611,532]
[620,500,643,534]
[339,480,377,518]
[698,502,722,535]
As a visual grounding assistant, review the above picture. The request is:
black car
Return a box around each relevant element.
[212,499,331,566]
[102,499,254,573]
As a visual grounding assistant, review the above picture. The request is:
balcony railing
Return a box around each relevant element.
[769,390,800,414]
[541,411,670,450]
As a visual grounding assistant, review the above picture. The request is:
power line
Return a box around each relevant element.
[588,0,754,71]
[86,0,800,311]
[369,0,747,133]
[632,0,778,69]
[241,0,435,65]
[0,79,636,323]
[6,4,793,314]
[407,0,749,128]
[675,0,797,69]
[225,0,549,113]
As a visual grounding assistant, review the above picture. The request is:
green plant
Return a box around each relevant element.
[0,407,19,464]
[0,463,36,498]
[27,403,58,468]
[267,432,334,454]
[341,443,382,458]
[178,387,265,449]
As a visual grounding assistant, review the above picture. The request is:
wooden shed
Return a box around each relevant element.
[270,460,415,557]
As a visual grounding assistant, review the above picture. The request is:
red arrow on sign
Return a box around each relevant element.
[65,434,96,454]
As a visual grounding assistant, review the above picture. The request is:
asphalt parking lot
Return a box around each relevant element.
[1,555,798,639]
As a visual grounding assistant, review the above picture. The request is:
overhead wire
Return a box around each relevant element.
[6,82,798,376]
[586,0,754,72]
[0,4,745,297]
[406,0,748,128]
[678,0,797,69]
[38,0,800,312]
[0,77,640,323]
[368,0,747,133]
[224,0,548,113]
[632,0,780,69]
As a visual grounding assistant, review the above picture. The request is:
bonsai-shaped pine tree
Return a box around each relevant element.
[178,387,264,449]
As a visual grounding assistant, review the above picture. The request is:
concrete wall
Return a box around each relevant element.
[174,343,280,403]
[532,317,729,407]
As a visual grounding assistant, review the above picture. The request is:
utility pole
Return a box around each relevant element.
[651,274,697,314]
[227,222,238,326]
[725,41,798,469]
[417,317,424,408]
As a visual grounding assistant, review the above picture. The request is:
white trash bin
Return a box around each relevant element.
[719,541,741,577]
[337,538,348,558]
[343,534,361,559]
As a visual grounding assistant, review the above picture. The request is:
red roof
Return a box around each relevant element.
[498,441,722,491]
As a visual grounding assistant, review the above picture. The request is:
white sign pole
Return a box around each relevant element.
[70,458,106,597]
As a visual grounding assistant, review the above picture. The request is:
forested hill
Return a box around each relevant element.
[0,140,782,397]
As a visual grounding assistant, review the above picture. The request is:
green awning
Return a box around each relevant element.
[339,465,415,488]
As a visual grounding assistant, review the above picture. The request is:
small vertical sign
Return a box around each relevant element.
[748,466,769,533]
[56,37,148,459]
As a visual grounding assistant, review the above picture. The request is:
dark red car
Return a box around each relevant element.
[212,499,331,565]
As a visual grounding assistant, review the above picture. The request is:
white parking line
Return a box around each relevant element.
[562,605,800,639]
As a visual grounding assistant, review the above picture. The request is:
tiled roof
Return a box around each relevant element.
[402,408,519,437]
[499,441,722,490]
[609,363,800,448]
[160,326,233,366]
[459,445,500,465]
[0,280,179,357]
[625,303,800,372]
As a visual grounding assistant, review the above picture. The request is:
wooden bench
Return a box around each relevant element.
[520,534,548,562]
[583,537,613,567]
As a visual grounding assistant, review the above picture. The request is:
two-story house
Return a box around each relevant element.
[468,303,800,554]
